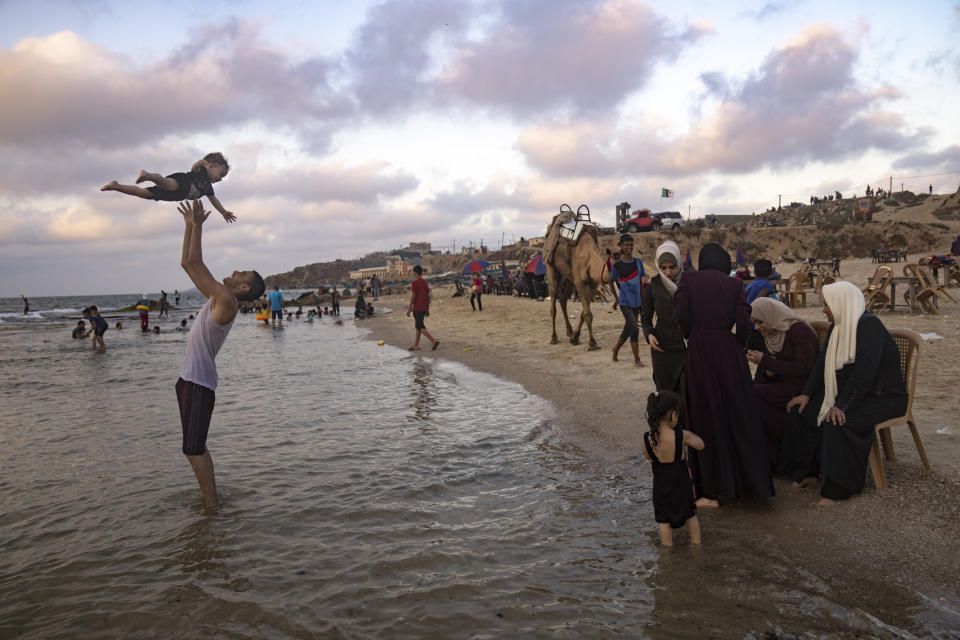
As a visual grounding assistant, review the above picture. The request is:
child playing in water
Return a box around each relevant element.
[642,390,704,546]
[101,153,237,223]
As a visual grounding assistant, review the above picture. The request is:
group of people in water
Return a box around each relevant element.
[606,234,908,546]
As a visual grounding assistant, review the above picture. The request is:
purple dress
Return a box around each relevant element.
[674,270,774,500]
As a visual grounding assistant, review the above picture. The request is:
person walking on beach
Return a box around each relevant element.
[175,289,181,306]
[20,295,29,315]
[174,199,264,508]
[470,274,483,311]
[407,265,439,351]
[159,290,169,319]
[609,234,647,368]
[268,285,284,328]
[674,243,774,506]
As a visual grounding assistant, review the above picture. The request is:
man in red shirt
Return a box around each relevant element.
[407,265,439,350]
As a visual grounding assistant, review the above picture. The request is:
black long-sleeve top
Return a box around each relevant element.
[801,313,907,412]
[639,275,686,351]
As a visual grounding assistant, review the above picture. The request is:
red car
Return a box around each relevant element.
[618,208,663,233]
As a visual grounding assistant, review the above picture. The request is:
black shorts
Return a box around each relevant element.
[93,325,107,337]
[147,172,193,201]
[271,309,283,319]
[176,378,216,456]
[413,311,427,329]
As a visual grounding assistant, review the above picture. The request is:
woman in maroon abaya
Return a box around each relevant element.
[674,243,774,505]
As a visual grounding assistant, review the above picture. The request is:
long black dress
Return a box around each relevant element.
[644,427,696,528]
[640,275,686,396]
[674,270,774,500]
[779,313,907,499]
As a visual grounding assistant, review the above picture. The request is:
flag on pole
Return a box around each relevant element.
[661,188,674,198]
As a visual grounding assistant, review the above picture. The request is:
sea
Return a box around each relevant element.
[0,294,956,639]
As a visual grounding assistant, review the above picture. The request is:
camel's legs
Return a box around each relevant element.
[575,280,599,350]
[548,268,561,344]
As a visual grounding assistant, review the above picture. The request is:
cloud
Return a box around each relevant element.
[519,25,930,177]
[437,0,709,116]
[743,0,802,21]
[227,162,419,204]
[893,145,960,173]
[0,23,348,151]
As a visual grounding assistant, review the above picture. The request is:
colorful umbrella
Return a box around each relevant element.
[736,245,745,267]
[524,254,546,276]
[684,248,693,270]
[461,259,491,275]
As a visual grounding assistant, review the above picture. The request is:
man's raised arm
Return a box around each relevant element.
[178,200,228,303]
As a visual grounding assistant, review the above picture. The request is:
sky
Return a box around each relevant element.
[1,0,958,296]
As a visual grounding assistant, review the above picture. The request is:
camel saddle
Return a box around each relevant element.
[544,207,597,267]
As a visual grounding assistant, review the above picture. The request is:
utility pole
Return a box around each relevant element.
[687,204,691,221]
[889,176,893,195]
[778,194,782,210]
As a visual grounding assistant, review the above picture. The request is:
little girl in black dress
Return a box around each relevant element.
[643,390,704,546]
[101,152,237,223]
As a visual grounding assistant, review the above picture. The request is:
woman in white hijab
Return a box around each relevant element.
[640,241,686,396]
[746,297,818,468]
[779,281,907,504]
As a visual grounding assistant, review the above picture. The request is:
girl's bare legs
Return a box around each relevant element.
[659,523,673,547]
[687,515,702,544]
[101,170,176,197]
[100,181,154,197]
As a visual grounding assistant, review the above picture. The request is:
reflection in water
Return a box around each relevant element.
[408,359,437,423]
[162,516,230,581]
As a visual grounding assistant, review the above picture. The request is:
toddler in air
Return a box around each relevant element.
[102,152,236,223]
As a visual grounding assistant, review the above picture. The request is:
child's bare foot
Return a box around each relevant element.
[791,477,818,489]
[611,349,619,362]
[817,497,837,506]
[634,359,643,368]
[101,180,119,191]
[695,497,719,508]
[135,170,149,184]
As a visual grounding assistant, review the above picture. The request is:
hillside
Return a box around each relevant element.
[266,188,960,286]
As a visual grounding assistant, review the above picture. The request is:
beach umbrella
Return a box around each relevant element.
[736,245,745,266]
[525,254,546,276]
[684,248,693,270]
[461,259,491,275]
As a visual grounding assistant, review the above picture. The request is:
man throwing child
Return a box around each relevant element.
[175,200,264,507]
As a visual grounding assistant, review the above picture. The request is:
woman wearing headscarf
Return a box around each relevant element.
[746,297,819,467]
[640,241,686,396]
[674,243,774,505]
[779,281,907,504]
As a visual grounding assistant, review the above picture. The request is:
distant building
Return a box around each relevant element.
[348,256,419,280]
[408,242,431,253]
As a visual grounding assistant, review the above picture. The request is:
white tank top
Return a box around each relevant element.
[180,299,234,390]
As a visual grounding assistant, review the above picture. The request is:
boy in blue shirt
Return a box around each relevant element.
[609,234,648,368]
[744,259,776,304]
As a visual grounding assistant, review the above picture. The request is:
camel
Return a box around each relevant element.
[543,206,612,350]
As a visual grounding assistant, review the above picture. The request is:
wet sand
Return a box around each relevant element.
[367,257,960,636]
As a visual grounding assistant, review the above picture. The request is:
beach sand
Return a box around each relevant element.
[367,256,960,635]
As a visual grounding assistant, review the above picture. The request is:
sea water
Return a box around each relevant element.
[0,296,658,639]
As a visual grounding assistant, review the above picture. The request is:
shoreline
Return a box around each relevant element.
[364,264,960,635]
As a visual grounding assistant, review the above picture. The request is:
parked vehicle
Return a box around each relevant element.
[617,207,662,233]
[652,211,684,229]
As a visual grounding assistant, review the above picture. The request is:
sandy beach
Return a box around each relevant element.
[368,256,960,635]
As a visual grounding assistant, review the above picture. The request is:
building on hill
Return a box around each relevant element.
[348,255,420,281]
[407,242,431,253]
